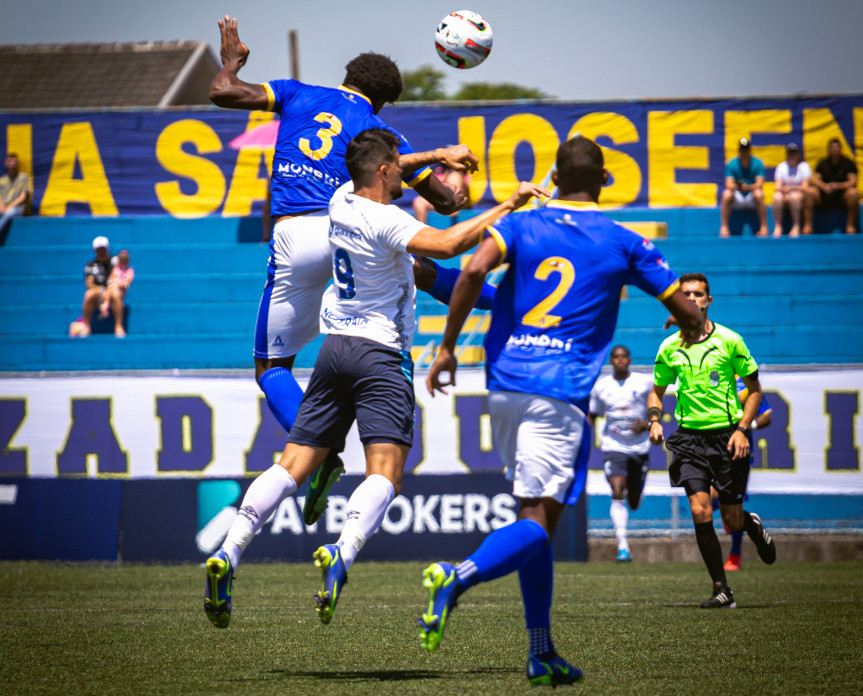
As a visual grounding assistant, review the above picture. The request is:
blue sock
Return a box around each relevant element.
[455,518,549,593]
[730,530,743,556]
[711,498,720,512]
[257,367,304,432]
[425,260,496,310]
[520,542,555,657]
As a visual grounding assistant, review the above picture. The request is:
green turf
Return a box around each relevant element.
[3,560,862,695]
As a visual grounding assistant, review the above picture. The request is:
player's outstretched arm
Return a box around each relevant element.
[406,145,479,215]
[426,237,501,397]
[660,288,704,347]
[407,182,548,259]
[209,16,268,110]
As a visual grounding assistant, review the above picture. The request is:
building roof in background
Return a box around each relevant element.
[0,41,221,109]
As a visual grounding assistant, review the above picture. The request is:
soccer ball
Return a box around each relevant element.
[434,10,493,69]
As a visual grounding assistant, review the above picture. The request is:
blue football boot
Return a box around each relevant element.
[527,652,584,687]
[616,548,632,562]
[313,543,348,625]
[203,549,234,628]
[418,562,458,652]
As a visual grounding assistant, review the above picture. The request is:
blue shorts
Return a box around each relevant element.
[288,334,415,451]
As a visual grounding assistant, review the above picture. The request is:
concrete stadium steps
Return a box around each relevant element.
[4,216,262,247]
[0,243,269,276]
[0,302,260,335]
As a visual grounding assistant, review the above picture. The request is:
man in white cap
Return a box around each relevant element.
[80,236,120,336]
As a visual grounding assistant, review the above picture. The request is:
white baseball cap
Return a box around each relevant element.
[92,236,109,250]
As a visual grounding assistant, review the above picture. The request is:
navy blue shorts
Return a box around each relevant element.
[288,334,415,451]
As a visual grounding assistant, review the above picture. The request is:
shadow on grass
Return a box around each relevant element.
[264,666,519,682]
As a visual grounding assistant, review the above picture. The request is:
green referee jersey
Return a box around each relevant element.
[654,322,758,430]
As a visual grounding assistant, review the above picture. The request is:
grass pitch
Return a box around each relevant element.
[3,559,862,695]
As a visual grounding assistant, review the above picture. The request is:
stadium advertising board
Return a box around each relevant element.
[1,370,861,494]
[1,95,862,217]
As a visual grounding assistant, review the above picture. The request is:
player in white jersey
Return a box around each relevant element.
[202,128,547,628]
[588,345,653,561]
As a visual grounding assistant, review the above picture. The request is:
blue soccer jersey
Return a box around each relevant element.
[736,376,771,416]
[262,80,431,216]
[483,201,679,412]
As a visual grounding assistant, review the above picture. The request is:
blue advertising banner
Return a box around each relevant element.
[2,95,862,217]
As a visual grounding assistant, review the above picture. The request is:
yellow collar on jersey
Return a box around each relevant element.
[338,85,372,105]
[545,200,600,211]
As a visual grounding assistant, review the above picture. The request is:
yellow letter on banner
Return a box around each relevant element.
[725,110,791,201]
[457,116,488,204]
[567,113,641,208]
[803,108,855,184]
[40,122,118,216]
[648,110,715,207]
[855,108,863,196]
[488,114,559,203]
[223,111,276,217]
[155,120,226,218]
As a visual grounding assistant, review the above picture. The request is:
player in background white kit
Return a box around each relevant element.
[588,345,653,562]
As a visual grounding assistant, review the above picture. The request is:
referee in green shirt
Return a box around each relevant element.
[647,272,776,609]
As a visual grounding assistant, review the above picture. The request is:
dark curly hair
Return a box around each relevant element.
[344,53,403,104]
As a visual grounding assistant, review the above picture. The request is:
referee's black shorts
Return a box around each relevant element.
[665,426,750,505]
[288,334,415,452]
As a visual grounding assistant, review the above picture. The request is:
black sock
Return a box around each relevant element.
[694,521,727,587]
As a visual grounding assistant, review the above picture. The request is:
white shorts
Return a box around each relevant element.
[732,190,756,209]
[254,213,333,359]
[488,390,587,504]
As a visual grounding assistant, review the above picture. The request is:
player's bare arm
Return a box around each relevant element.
[647,385,666,445]
[412,175,468,216]
[728,372,762,459]
[400,144,479,176]
[209,16,268,110]
[426,236,502,396]
[408,182,548,259]
[660,288,704,347]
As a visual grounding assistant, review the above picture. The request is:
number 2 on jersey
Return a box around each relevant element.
[334,248,357,299]
[522,256,575,328]
[299,112,343,161]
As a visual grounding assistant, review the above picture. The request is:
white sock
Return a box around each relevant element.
[336,474,395,571]
[610,498,629,551]
[222,465,297,569]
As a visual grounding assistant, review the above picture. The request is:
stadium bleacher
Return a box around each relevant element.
[0,208,861,372]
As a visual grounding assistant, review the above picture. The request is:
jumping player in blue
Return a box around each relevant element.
[422,136,704,687]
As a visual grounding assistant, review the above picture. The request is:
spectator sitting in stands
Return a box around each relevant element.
[719,138,768,238]
[99,248,134,337]
[413,164,471,224]
[80,236,115,337]
[811,138,859,235]
[0,153,30,241]
[772,143,812,238]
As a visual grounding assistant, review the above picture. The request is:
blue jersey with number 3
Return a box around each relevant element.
[263,80,430,216]
[483,201,679,412]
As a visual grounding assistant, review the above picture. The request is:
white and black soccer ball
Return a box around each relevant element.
[434,10,493,69]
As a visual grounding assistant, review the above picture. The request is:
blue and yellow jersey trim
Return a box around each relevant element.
[337,85,372,105]
[545,200,600,212]
[656,279,680,301]
[485,225,508,264]
[405,167,432,188]
[261,83,276,112]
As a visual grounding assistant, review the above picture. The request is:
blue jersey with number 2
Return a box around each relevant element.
[263,80,430,216]
[483,201,679,412]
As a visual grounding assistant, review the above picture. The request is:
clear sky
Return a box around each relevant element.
[3,0,862,101]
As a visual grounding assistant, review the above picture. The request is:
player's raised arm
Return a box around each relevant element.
[209,16,269,110]
[407,181,548,259]
[660,288,704,347]
[404,145,479,215]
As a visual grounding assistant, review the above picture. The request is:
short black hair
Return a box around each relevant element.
[828,138,842,147]
[679,272,710,296]
[344,53,403,104]
[556,136,604,196]
[346,128,400,185]
[610,345,630,358]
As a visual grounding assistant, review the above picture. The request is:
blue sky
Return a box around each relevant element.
[3,0,862,101]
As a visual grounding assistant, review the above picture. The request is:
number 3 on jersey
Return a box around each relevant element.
[299,112,343,161]
[334,248,357,299]
[522,256,575,328]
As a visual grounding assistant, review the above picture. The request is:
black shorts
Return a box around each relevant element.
[602,451,649,495]
[665,427,750,505]
[288,334,415,451]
